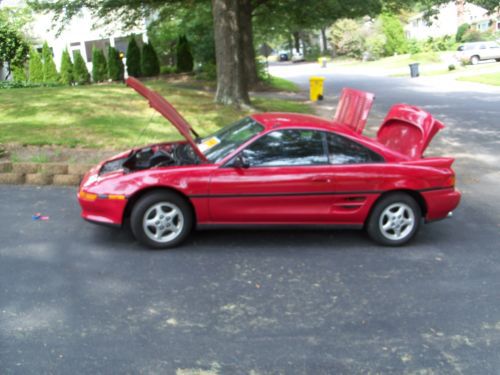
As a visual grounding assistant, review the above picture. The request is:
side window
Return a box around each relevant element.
[242,129,327,167]
[327,133,384,164]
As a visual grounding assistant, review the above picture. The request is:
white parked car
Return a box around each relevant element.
[455,41,500,65]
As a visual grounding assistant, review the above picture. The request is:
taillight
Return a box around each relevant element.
[447,175,456,187]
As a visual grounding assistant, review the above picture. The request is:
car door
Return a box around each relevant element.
[487,42,500,59]
[322,132,387,224]
[208,129,337,223]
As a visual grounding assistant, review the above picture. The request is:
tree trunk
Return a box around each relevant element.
[293,31,301,53]
[320,27,328,53]
[239,0,259,87]
[212,0,250,107]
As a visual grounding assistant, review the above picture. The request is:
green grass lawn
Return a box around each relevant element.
[265,76,300,92]
[335,52,444,70]
[0,79,311,149]
[457,72,500,86]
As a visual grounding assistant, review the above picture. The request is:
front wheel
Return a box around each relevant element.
[470,55,479,65]
[366,193,421,246]
[131,191,193,249]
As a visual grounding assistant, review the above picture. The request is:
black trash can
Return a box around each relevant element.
[409,63,420,78]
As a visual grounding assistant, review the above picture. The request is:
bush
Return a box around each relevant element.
[141,43,160,77]
[381,13,407,56]
[329,18,365,59]
[462,29,484,42]
[107,46,124,81]
[456,23,470,42]
[28,48,43,83]
[91,47,107,82]
[195,62,216,80]
[73,51,90,84]
[365,34,386,60]
[11,64,27,82]
[160,65,176,75]
[42,42,59,83]
[407,39,422,54]
[126,36,141,77]
[59,49,73,85]
[176,35,194,73]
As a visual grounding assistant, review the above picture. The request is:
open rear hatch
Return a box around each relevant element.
[126,77,208,162]
[377,104,444,160]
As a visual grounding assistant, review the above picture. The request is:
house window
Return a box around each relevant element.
[84,39,110,62]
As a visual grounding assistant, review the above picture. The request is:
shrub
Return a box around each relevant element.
[381,13,407,56]
[328,18,365,58]
[160,65,176,75]
[42,42,59,83]
[11,64,27,82]
[462,29,484,42]
[73,51,90,84]
[365,34,386,60]
[126,36,141,77]
[91,47,107,82]
[28,48,43,83]
[59,49,73,85]
[141,43,160,77]
[407,39,422,54]
[456,23,470,42]
[176,35,194,73]
[107,46,124,81]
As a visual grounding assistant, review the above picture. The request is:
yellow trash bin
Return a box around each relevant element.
[309,76,325,101]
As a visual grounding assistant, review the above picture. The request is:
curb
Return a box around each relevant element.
[0,162,93,186]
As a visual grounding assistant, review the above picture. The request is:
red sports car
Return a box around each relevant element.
[78,78,461,248]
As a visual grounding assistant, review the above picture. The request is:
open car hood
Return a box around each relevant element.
[126,77,208,162]
[377,104,444,160]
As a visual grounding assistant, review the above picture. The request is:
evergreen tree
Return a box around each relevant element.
[41,41,59,82]
[141,43,160,77]
[91,47,108,82]
[73,50,90,84]
[107,46,124,81]
[28,48,43,83]
[126,37,141,77]
[59,49,73,85]
[176,36,194,73]
[12,64,27,82]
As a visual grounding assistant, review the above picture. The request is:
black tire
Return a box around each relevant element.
[496,58,500,62]
[470,55,480,65]
[366,193,422,246]
[130,191,193,249]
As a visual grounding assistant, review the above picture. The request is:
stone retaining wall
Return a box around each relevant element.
[0,161,94,186]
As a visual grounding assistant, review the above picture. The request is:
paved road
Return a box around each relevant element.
[2,67,500,374]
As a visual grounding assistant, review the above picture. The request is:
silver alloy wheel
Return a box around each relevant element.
[378,203,415,241]
[142,202,184,243]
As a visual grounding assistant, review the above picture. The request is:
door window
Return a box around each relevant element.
[326,133,384,164]
[240,129,328,167]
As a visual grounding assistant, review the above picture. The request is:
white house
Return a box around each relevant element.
[404,2,499,40]
[0,0,149,79]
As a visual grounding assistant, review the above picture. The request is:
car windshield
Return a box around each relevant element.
[200,117,264,162]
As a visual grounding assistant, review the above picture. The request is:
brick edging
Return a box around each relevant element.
[0,161,93,186]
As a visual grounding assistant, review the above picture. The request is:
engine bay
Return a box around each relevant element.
[100,142,199,175]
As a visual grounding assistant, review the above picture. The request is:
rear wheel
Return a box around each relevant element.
[131,191,193,249]
[366,193,421,246]
[470,55,480,65]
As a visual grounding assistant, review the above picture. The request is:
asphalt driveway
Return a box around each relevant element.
[2,65,500,374]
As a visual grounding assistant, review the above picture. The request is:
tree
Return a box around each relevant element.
[92,47,108,82]
[175,36,194,73]
[108,46,124,81]
[42,42,59,82]
[141,42,160,76]
[28,48,44,83]
[12,64,27,82]
[60,49,73,85]
[73,50,90,84]
[0,24,29,80]
[126,37,141,77]
[456,23,470,43]
[381,13,407,56]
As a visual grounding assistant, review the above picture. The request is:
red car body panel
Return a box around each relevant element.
[78,84,461,235]
[333,87,375,134]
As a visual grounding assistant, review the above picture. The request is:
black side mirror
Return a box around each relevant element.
[233,154,250,169]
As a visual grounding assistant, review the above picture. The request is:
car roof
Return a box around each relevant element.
[250,112,408,162]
